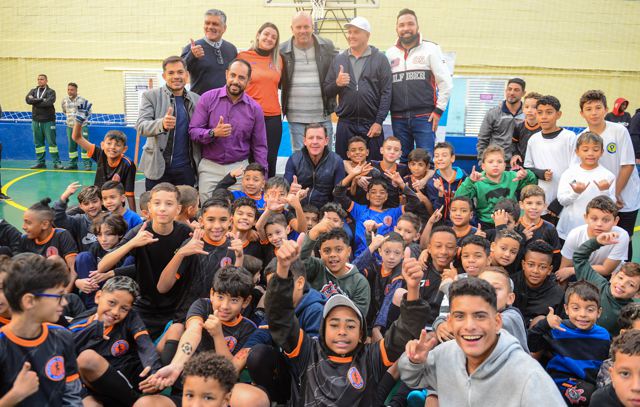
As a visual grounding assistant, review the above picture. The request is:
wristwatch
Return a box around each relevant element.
[209,129,215,138]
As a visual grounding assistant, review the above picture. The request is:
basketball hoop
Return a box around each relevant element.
[311,0,325,24]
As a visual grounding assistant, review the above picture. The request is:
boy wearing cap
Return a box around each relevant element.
[265,235,430,406]
[324,16,392,162]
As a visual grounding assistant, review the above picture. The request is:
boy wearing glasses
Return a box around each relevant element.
[0,254,82,406]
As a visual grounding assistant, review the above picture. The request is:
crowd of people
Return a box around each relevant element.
[2,6,640,407]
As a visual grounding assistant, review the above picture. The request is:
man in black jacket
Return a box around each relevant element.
[281,12,337,153]
[25,74,61,169]
[324,17,392,161]
[284,123,345,208]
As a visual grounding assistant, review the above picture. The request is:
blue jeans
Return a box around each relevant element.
[288,120,334,153]
[391,115,435,163]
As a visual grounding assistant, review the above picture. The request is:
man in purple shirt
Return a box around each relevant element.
[189,58,268,200]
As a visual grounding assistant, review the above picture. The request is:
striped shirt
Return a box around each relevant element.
[287,44,328,123]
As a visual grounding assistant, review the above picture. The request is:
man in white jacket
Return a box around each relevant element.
[398,277,565,406]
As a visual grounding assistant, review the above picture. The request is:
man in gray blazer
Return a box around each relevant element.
[136,56,201,190]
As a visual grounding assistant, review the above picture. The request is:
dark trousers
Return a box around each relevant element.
[246,344,291,403]
[335,118,384,161]
[145,164,196,191]
[265,115,283,178]
[618,209,638,260]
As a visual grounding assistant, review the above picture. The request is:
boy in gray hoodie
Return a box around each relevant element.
[398,277,564,406]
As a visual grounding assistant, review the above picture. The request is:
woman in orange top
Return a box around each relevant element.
[238,23,285,178]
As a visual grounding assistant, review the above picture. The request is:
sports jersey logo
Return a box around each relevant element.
[607,142,617,153]
[383,216,393,227]
[225,336,237,352]
[220,257,233,268]
[45,356,65,381]
[320,281,346,299]
[111,339,130,357]
[347,366,364,389]
[46,246,59,258]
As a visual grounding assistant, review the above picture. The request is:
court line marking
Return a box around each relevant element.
[1,170,46,211]
[0,167,143,175]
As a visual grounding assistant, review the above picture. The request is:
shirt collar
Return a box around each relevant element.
[203,38,223,48]
[216,87,248,104]
[348,46,372,58]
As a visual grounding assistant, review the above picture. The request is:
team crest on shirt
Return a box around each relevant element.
[45,356,65,381]
[220,257,233,268]
[111,340,130,357]
[347,367,364,389]
[383,216,393,226]
[412,55,426,65]
[225,336,238,352]
[607,142,617,153]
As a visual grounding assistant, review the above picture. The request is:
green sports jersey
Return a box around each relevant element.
[455,169,537,224]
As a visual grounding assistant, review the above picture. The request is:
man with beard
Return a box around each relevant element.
[477,78,526,166]
[189,59,268,200]
[137,56,201,190]
[181,9,237,95]
[386,8,453,162]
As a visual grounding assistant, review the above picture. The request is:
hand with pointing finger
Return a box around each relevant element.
[336,64,350,87]
[368,230,389,253]
[213,116,232,138]
[546,307,565,331]
[469,166,485,182]
[163,106,176,131]
[177,228,208,257]
[474,223,486,238]
[190,38,205,59]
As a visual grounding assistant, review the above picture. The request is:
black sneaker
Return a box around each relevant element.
[53,163,63,170]
[63,165,78,170]
[30,163,46,169]
[0,192,9,200]
[84,162,92,171]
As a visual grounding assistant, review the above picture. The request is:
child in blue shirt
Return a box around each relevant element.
[100,181,142,230]
[214,163,266,213]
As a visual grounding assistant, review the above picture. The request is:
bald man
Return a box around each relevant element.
[229,383,270,407]
[280,12,337,153]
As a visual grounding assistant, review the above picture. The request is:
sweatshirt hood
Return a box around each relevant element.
[470,330,524,380]
[612,97,629,116]
[319,294,366,358]
[295,285,327,315]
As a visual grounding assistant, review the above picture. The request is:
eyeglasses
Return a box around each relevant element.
[33,292,65,304]
[215,48,224,65]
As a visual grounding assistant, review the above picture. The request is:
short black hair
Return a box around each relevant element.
[494,198,520,222]
[231,197,257,218]
[67,82,78,89]
[317,228,350,249]
[397,8,418,22]
[320,202,347,220]
[368,178,388,193]
[407,148,430,166]
[460,234,490,255]
[4,254,70,312]
[536,95,561,112]
[91,212,127,237]
[183,351,237,392]
[524,239,553,262]
[28,197,54,222]
[586,195,618,217]
[434,141,455,155]
[451,196,474,211]
[618,303,640,330]
[265,176,290,194]
[200,197,231,217]
[101,181,125,195]
[610,330,640,361]
[162,55,186,71]
[383,231,405,248]
[212,266,254,298]
[449,277,497,311]
[289,259,307,280]
[565,280,600,307]
[303,204,320,219]
[347,136,368,149]
[264,213,288,230]
[244,163,266,176]
[228,58,252,79]
[150,182,181,202]
[104,130,127,144]
[210,189,233,206]
[431,225,457,240]
[242,255,263,277]
[507,78,526,91]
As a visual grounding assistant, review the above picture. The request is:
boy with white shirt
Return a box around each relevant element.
[556,196,629,283]
[579,89,640,259]
[524,95,577,223]
[556,132,615,240]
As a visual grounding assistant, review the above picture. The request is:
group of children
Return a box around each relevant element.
[0,88,639,407]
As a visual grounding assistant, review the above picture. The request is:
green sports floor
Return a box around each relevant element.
[2,159,640,262]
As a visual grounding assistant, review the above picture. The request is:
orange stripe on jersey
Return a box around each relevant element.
[66,373,80,382]
[379,339,392,367]
[0,316,10,325]
[125,192,135,197]
[134,330,149,340]
[328,355,353,363]
[284,329,304,358]
[2,323,49,347]
[348,201,354,213]
[64,253,77,260]
[35,229,55,245]
[221,316,243,327]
